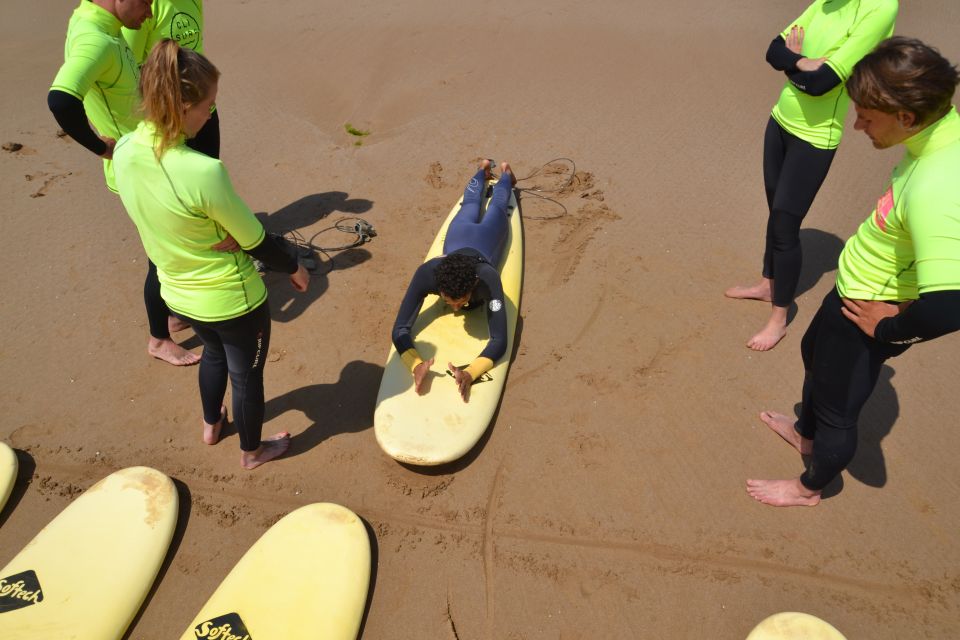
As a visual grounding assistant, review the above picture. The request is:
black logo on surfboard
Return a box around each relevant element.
[0,570,44,613]
[194,612,253,639]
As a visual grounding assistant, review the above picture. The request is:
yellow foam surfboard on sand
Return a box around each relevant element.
[374,180,523,465]
[747,612,847,639]
[0,466,177,639]
[0,442,17,516]
[180,502,371,640]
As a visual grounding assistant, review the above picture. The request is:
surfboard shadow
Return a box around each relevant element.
[0,448,35,529]
[355,516,380,640]
[263,360,384,458]
[122,478,192,640]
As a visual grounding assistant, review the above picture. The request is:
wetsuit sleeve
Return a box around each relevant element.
[47,90,108,155]
[392,262,436,371]
[50,32,116,102]
[464,265,508,381]
[874,291,960,344]
[246,234,298,274]
[823,1,897,81]
[196,161,267,249]
[785,64,842,96]
[766,36,803,71]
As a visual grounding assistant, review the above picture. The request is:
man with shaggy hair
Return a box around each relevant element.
[392,160,516,402]
[747,37,960,507]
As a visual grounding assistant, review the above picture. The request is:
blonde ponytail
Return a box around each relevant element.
[139,39,220,157]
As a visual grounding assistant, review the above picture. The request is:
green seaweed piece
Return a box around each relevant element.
[344,123,371,137]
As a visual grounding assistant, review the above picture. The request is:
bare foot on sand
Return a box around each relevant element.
[148,337,200,366]
[725,278,772,302]
[500,161,517,186]
[240,432,291,470]
[168,315,191,333]
[203,406,226,445]
[760,410,813,455]
[746,477,821,507]
[747,307,788,351]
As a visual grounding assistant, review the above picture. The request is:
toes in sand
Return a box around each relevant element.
[241,432,292,470]
[746,478,821,507]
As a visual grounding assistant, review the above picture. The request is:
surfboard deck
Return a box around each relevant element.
[179,502,371,640]
[0,442,17,517]
[0,466,178,640]
[746,612,847,640]
[374,179,523,465]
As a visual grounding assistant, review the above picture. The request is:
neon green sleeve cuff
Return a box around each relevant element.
[464,357,494,382]
[400,348,424,373]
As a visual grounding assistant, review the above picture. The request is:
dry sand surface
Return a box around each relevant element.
[2,0,960,638]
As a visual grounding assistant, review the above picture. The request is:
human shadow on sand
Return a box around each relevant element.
[785,228,846,324]
[260,360,384,459]
[793,364,900,499]
[254,191,375,323]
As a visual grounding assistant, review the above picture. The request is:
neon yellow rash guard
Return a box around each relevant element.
[122,0,204,64]
[51,0,142,192]
[771,0,897,150]
[837,107,960,300]
[113,121,268,322]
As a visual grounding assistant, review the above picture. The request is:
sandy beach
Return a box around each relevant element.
[2,0,959,637]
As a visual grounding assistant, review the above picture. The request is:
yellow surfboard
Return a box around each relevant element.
[180,502,371,640]
[0,466,178,639]
[747,612,847,639]
[0,443,17,516]
[374,180,523,465]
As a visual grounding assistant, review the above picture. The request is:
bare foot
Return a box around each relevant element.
[203,406,226,445]
[746,477,821,507]
[240,432,291,470]
[480,158,493,180]
[725,278,772,301]
[760,410,813,455]
[500,161,517,186]
[168,315,191,333]
[747,307,788,351]
[148,337,200,366]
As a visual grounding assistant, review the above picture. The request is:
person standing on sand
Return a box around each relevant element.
[122,0,220,158]
[726,0,897,351]
[48,0,200,367]
[113,40,310,469]
[747,37,960,507]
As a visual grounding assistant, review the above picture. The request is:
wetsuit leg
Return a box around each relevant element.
[761,118,836,307]
[186,109,220,159]
[796,289,909,490]
[187,316,229,426]
[145,260,172,340]
[443,169,488,254]
[444,171,512,263]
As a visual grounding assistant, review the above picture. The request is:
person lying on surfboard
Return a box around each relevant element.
[391,159,517,402]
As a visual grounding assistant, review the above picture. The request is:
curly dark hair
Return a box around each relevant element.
[434,253,478,299]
